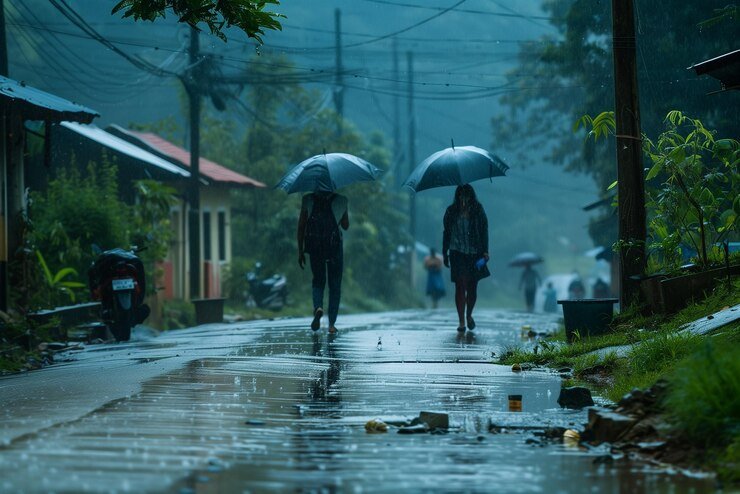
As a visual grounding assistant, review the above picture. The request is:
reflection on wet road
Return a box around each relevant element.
[0,310,716,493]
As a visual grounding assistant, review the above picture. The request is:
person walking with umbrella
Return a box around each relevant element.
[403,140,507,331]
[442,184,490,332]
[297,191,348,333]
[279,152,383,333]
[519,264,541,313]
[509,252,543,313]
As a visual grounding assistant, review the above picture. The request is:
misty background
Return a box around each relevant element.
[7,0,662,308]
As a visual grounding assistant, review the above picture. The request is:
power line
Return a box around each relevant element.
[301,0,469,50]
[358,0,557,21]
[47,0,178,77]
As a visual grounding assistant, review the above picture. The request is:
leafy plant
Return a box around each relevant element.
[29,159,129,279]
[112,0,284,42]
[577,110,740,272]
[130,180,178,296]
[642,111,740,268]
[35,250,86,306]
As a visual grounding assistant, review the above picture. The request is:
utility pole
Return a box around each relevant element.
[407,51,417,289]
[334,8,344,136]
[392,39,401,188]
[0,0,7,312]
[0,0,7,76]
[187,27,202,300]
[611,0,646,307]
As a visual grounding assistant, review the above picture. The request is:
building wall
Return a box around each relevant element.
[163,187,232,301]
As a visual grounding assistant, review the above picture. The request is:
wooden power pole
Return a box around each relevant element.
[612,0,646,307]
[334,8,344,136]
[392,39,401,188]
[187,27,202,300]
[407,51,417,289]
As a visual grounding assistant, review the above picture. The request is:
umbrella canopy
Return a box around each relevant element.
[275,152,383,194]
[403,142,509,193]
[584,246,613,262]
[508,252,544,267]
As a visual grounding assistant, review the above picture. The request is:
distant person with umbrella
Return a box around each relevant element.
[278,152,383,333]
[442,184,490,332]
[519,265,541,312]
[424,248,446,309]
[568,271,586,300]
[509,252,543,313]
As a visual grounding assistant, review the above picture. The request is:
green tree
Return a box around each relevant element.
[112,0,284,41]
[493,0,740,245]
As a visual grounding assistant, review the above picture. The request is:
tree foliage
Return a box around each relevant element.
[495,0,740,251]
[26,160,177,308]
[493,0,740,200]
[112,0,284,42]
[578,110,740,272]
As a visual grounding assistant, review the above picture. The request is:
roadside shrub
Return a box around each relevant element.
[161,299,196,330]
[627,332,702,374]
[665,339,740,448]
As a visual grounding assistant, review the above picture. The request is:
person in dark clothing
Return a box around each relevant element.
[442,184,490,332]
[297,191,349,333]
[519,264,541,312]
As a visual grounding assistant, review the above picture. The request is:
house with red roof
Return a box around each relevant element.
[105,125,266,301]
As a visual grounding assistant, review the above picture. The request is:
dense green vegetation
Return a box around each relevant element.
[498,279,740,480]
[494,0,740,248]
[576,110,740,274]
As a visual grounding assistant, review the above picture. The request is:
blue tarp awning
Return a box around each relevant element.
[0,76,98,123]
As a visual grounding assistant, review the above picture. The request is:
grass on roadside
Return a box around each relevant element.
[664,335,740,481]
[496,281,739,483]
[497,279,739,399]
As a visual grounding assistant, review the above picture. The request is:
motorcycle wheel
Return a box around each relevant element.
[109,320,131,342]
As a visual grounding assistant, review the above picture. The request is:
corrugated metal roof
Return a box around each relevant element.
[690,50,740,92]
[0,76,98,123]
[61,122,190,178]
[107,125,266,188]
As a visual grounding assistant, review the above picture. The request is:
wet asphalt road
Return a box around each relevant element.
[0,309,716,493]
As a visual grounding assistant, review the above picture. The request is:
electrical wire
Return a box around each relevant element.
[358,0,557,21]
[48,0,178,77]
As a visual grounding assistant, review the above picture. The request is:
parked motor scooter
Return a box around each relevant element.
[246,262,287,311]
[88,245,150,342]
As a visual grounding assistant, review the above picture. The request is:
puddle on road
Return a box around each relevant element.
[0,310,717,493]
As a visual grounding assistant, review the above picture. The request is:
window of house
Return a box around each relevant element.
[203,211,212,261]
[218,211,227,261]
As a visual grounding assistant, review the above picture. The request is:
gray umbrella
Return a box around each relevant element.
[508,252,544,267]
[403,141,509,193]
[275,152,383,194]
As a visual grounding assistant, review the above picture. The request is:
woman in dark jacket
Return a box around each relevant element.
[442,184,490,332]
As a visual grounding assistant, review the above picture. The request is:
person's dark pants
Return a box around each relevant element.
[310,250,343,326]
[525,288,536,312]
[454,277,478,325]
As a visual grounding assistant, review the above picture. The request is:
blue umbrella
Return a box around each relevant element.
[403,141,509,193]
[275,152,383,194]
